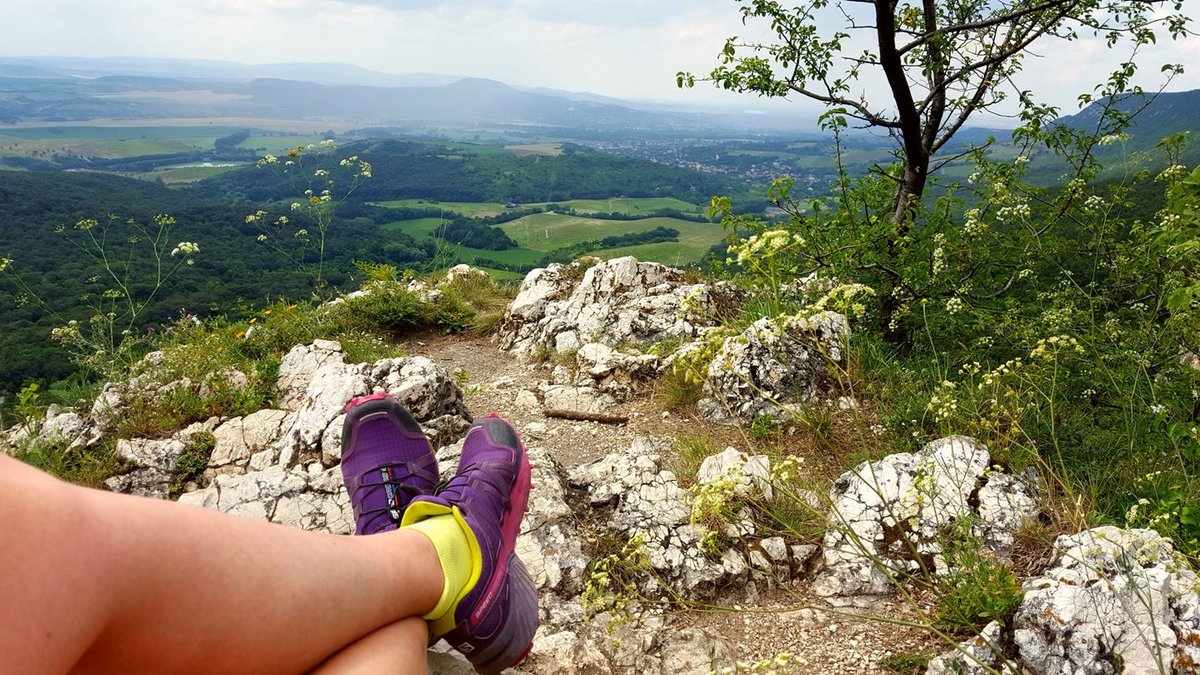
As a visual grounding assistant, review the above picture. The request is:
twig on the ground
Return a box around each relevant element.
[542,409,629,424]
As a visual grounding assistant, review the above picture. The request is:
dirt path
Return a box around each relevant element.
[408,333,943,674]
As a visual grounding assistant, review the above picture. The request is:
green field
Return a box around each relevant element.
[0,126,331,160]
[136,163,246,184]
[0,126,245,158]
[500,213,711,250]
[239,134,337,153]
[381,217,450,238]
[382,207,723,272]
[372,197,704,219]
[375,200,510,217]
[506,143,563,156]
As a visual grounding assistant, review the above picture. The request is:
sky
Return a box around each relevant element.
[3,0,1198,121]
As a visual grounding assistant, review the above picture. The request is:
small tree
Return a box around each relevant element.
[682,0,1189,223]
[682,0,1189,340]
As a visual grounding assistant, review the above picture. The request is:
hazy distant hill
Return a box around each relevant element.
[0,56,816,135]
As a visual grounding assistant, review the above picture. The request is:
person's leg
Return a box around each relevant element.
[0,454,443,674]
[311,618,429,674]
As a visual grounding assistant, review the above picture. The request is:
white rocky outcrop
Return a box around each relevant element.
[814,436,1039,603]
[928,526,1200,675]
[697,311,849,424]
[272,341,470,467]
[207,409,292,473]
[178,463,353,533]
[499,257,739,358]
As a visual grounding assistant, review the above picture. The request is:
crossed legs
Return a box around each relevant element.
[0,454,440,673]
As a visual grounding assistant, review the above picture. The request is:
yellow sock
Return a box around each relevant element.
[402,506,478,623]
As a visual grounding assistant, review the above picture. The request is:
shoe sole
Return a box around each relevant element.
[343,393,426,437]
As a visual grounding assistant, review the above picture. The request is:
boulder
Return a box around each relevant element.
[208,409,292,471]
[445,264,488,283]
[927,527,1200,675]
[813,436,1039,603]
[178,463,354,533]
[567,438,744,595]
[539,384,617,415]
[275,339,353,412]
[571,342,660,400]
[104,438,188,498]
[40,406,102,450]
[271,343,471,467]
[697,312,849,424]
[697,447,773,500]
[499,257,739,357]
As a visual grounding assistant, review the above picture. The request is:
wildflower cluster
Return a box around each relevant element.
[715,652,800,674]
[805,282,875,320]
[1029,335,1084,361]
[690,473,746,557]
[581,531,652,619]
[247,140,372,292]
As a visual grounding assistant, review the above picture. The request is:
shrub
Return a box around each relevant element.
[933,533,1025,636]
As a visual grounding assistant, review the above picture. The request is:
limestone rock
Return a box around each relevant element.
[697,447,773,499]
[276,339,348,411]
[698,312,849,424]
[814,436,1039,603]
[925,621,1007,675]
[568,438,743,596]
[499,257,739,357]
[40,407,102,450]
[178,464,353,533]
[928,527,1200,675]
[105,437,188,498]
[271,344,470,468]
[445,263,488,283]
[209,409,291,470]
[572,342,660,400]
[540,384,616,415]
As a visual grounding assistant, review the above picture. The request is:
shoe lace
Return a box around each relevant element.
[354,465,430,527]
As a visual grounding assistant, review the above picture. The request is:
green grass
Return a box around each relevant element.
[239,134,332,153]
[382,209,724,270]
[0,126,254,157]
[381,217,451,238]
[373,200,510,217]
[371,197,705,219]
[505,143,563,156]
[136,164,244,184]
[501,213,716,251]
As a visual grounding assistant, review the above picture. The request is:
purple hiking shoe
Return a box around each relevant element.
[402,415,537,675]
[340,393,438,535]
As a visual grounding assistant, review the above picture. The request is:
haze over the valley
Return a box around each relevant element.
[3,0,1199,123]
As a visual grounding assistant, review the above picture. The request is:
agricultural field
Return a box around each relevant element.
[372,196,704,219]
[0,125,236,158]
[380,205,723,272]
[0,125,327,160]
[375,200,512,217]
[505,143,563,156]
[134,163,245,184]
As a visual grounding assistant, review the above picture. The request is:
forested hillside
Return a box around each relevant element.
[0,171,433,390]
[190,139,753,205]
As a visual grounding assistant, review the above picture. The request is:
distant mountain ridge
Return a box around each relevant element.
[1056,89,1200,147]
[0,55,819,135]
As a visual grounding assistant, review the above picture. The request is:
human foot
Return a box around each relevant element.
[340,393,438,535]
[402,415,537,675]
